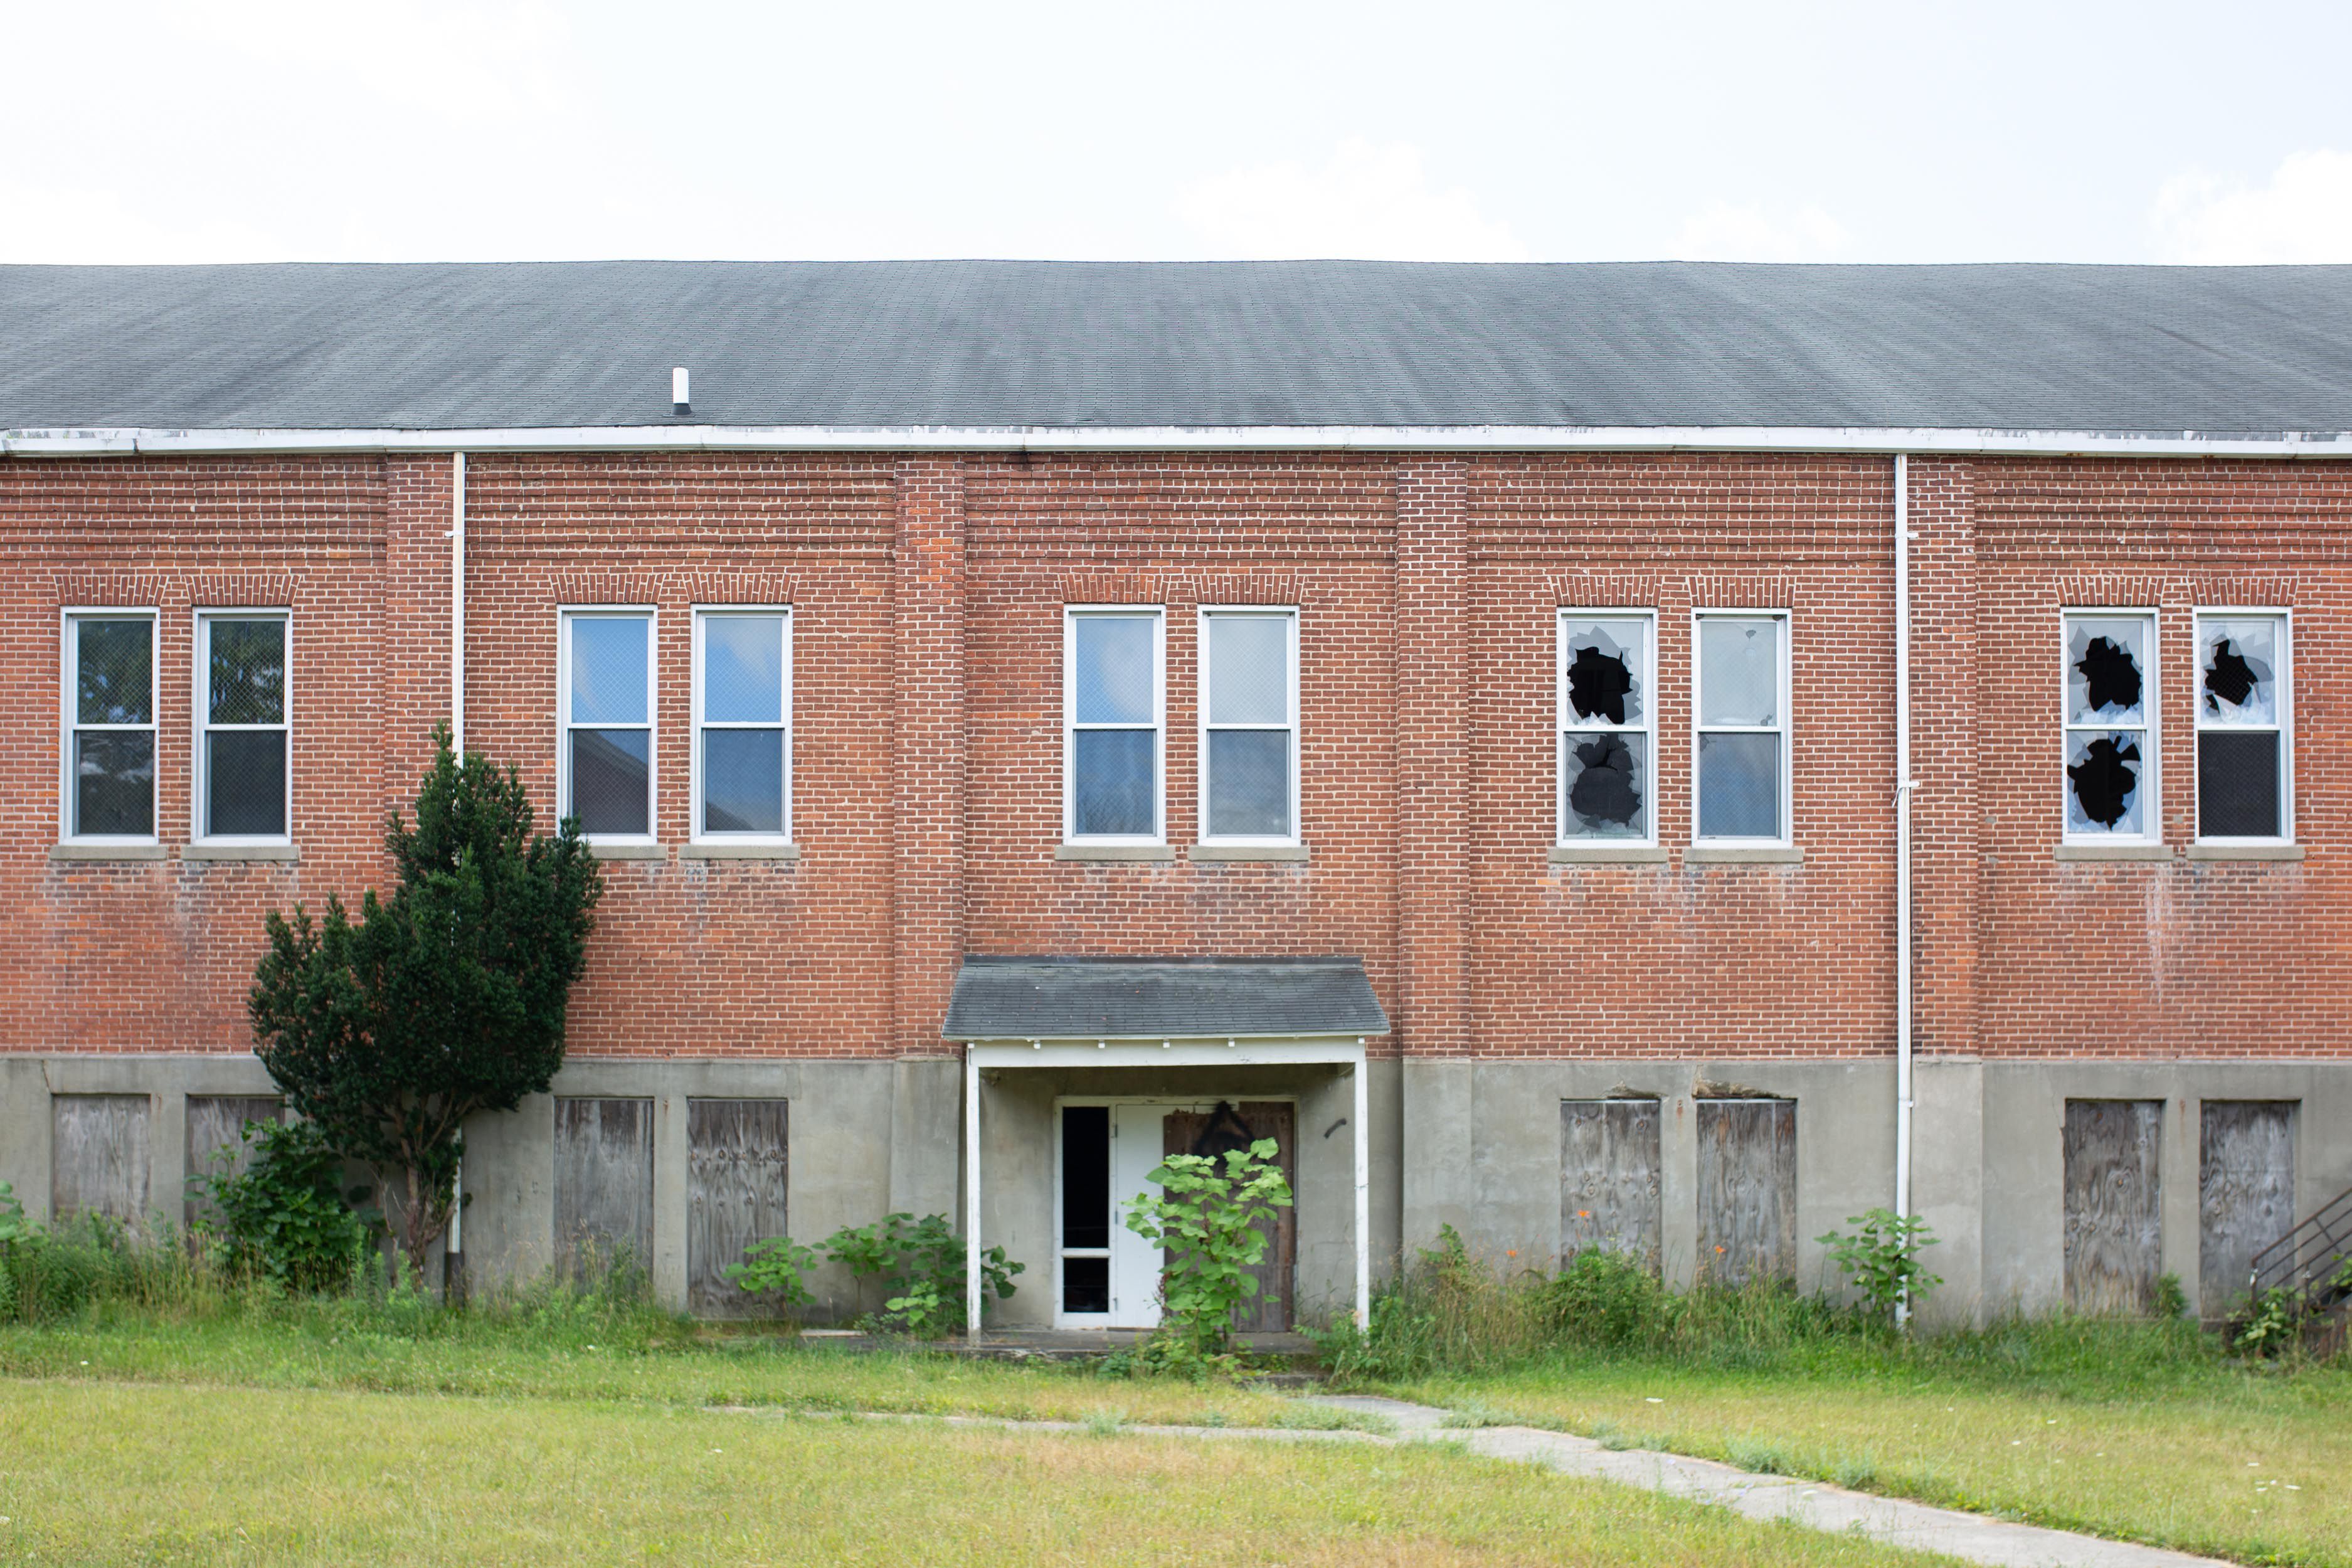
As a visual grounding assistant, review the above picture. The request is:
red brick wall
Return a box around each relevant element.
[3,448,2346,1062]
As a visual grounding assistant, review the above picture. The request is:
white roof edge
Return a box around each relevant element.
[6,424,2352,458]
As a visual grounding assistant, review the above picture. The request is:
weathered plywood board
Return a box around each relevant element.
[553,1097,655,1286]
[2063,1099,2163,1315]
[1165,1101,1296,1333]
[183,1096,285,1228]
[51,1094,151,1226]
[1697,1098,1796,1285]
[1561,1098,1663,1266]
[687,1098,789,1318]
[2199,1100,2297,1317]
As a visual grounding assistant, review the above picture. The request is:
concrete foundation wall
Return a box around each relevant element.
[3,1052,2342,1326]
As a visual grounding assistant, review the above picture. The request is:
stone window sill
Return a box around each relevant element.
[1549,844,1668,864]
[1187,843,1310,862]
[183,843,300,862]
[2186,842,2305,862]
[590,842,667,861]
[49,842,167,862]
[1056,843,1176,862]
[2054,843,2174,862]
[682,841,801,861]
[1687,844,1806,864]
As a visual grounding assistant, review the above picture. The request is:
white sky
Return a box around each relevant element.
[6,0,2352,266]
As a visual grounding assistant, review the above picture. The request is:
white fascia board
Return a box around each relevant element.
[8,424,2352,458]
[968,1039,1367,1070]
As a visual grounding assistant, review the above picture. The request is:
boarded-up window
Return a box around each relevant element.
[687,1099,788,1318]
[2199,1101,2296,1318]
[1561,1099,1661,1266]
[1697,1098,1796,1285]
[184,1096,285,1229]
[52,1094,151,1226]
[1164,1101,1295,1333]
[2063,1099,2163,1315]
[554,1098,654,1285]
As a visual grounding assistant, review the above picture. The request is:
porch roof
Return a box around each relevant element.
[941,955,1389,1041]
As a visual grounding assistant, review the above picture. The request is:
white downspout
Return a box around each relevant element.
[1893,453,1915,1328]
[447,451,467,1282]
[965,1052,983,1340]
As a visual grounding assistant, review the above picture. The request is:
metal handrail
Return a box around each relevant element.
[2249,1186,2352,1311]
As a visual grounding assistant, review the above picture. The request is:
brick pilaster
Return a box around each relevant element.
[1395,459,1470,1056]
[1907,457,1981,1057]
[381,455,455,832]
[893,458,967,1054]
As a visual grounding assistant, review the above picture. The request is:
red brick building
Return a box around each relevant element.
[3,260,2346,1327]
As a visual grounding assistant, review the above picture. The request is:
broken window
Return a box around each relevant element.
[1695,613,1789,842]
[1199,608,1298,842]
[1557,612,1653,842]
[2195,612,2289,840]
[2063,612,2154,840]
[1066,607,1163,841]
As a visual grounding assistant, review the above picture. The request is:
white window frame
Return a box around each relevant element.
[558,606,659,846]
[1062,605,1166,846]
[689,606,793,845]
[60,607,160,846]
[1557,608,1658,848]
[2060,608,2161,846]
[1692,608,1793,847]
[2193,607,2292,845]
[192,608,294,846]
[1196,605,1301,847]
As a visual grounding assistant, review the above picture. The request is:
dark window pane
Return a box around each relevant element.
[1207,729,1290,837]
[206,731,285,837]
[1062,1106,1110,1250]
[571,728,650,835]
[702,728,783,834]
[208,620,285,724]
[1062,1254,1110,1315]
[2199,731,2281,839]
[75,731,154,837]
[1071,729,1154,837]
[1563,731,1647,839]
[1698,732,1779,839]
[76,620,152,725]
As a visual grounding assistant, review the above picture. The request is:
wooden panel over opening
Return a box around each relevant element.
[2064,1099,2163,1315]
[1697,1098,1796,1286]
[1561,1098,1662,1268]
[687,1099,789,1318]
[554,1098,654,1287]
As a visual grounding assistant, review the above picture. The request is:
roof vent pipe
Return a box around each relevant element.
[672,367,691,417]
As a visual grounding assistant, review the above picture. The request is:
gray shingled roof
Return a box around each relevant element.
[941,956,1389,1041]
[4,260,2351,435]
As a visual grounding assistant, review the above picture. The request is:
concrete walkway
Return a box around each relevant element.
[1309,1395,2233,1568]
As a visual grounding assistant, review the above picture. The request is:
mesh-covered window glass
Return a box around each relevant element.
[197,614,289,840]
[1695,613,1788,841]
[1066,609,1162,840]
[694,610,790,839]
[1200,610,1297,841]
[2195,612,2288,841]
[65,613,157,839]
[562,612,654,838]
[1559,612,1654,842]
[2063,612,2156,840]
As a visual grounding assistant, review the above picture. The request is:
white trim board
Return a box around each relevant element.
[9,424,2352,458]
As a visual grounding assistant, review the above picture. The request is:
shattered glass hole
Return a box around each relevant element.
[2066,731,2144,835]
[1563,731,1646,838]
[2199,620,2277,725]
[1562,619,1645,726]
[2066,618,2146,725]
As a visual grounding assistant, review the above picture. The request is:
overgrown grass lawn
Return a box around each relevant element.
[0,1379,1961,1567]
[1385,1346,2352,1567]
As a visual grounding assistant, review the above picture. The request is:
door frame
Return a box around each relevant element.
[1051,1094,1299,1330]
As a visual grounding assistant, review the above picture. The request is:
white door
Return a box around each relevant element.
[1108,1104,1168,1327]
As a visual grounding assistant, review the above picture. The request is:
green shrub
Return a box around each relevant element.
[198,1119,373,1294]
[1816,1208,1941,1319]
[724,1236,818,1316]
[1547,1249,1674,1348]
[818,1213,1020,1338]
[1122,1138,1292,1357]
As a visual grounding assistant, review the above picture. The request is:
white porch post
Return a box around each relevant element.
[965,1050,982,1340]
[1351,1045,1370,1327]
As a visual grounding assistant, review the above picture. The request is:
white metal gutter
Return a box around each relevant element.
[7,424,2352,458]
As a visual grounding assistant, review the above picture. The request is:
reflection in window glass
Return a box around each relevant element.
[1067,611,1161,840]
[563,613,653,837]
[2196,613,2287,840]
[695,612,789,838]
[1695,614,1788,841]
[199,615,289,840]
[67,616,157,839]
[1201,612,1296,840]
[1559,615,1652,842]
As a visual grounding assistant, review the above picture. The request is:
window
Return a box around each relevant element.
[1064,608,1163,842]
[195,612,290,841]
[1559,612,1655,844]
[1198,607,1298,843]
[63,611,157,841]
[2063,612,2156,841]
[2195,611,2290,841]
[692,609,791,841]
[560,610,655,839]
[1694,612,1789,842]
